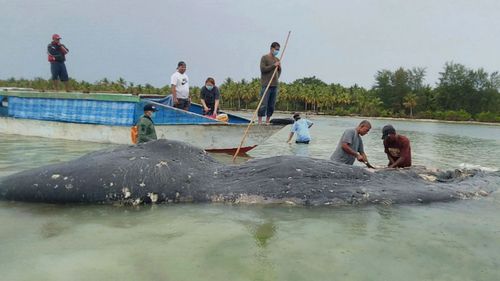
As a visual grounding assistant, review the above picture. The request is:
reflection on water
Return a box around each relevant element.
[250,221,277,247]
[2,202,498,281]
[0,117,500,280]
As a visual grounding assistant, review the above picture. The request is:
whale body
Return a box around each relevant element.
[0,140,497,206]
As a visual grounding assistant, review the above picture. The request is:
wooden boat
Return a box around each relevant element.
[0,89,287,153]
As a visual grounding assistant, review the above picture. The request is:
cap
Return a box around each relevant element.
[293,113,300,120]
[381,125,396,139]
[177,61,186,67]
[52,34,61,40]
[144,104,158,112]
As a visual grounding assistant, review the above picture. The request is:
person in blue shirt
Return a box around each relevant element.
[287,113,313,144]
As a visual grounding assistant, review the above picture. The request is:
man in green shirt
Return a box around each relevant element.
[258,41,281,124]
[137,104,158,143]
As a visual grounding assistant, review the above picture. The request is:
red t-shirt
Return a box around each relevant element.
[384,135,412,167]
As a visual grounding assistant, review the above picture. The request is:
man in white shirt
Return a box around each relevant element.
[170,61,190,110]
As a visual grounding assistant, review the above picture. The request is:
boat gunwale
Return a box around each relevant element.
[0,90,140,102]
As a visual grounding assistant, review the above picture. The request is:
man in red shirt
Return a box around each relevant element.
[382,125,412,168]
[47,34,70,91]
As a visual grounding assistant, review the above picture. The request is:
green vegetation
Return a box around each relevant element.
[1,62,499,122]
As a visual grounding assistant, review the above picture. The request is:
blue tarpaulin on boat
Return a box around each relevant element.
[150,95,173,106]
[135,100,220,125]
[0,96,8,117]
[141,95,250,124]
[8,97,136,126]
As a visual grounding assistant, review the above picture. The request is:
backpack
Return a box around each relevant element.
[130,125,138,144]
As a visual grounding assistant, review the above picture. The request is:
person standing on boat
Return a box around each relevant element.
[330,120,371,165]
[258,42,281,124]
[47,34,70,92]
[200,77,220,117]
[137,104,158,143]
[381,124,412,168]
[171,61,190,111]
[287,113,313,144]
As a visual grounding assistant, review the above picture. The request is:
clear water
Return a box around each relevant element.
[1,116,500,281]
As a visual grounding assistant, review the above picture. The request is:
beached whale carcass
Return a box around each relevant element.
[0,140,497,205]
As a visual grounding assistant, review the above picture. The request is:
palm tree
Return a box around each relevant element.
[403,93,418,118]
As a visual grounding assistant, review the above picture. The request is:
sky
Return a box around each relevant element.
[1,0,500,88]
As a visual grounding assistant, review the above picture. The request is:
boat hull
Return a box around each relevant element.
[0,117,284,153]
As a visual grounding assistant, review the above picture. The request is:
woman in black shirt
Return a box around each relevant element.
[200,77,220,117]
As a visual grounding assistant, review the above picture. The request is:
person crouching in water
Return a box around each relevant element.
[381,124,412,168]
[137,104,158,143]
[287,113,313,144]
[200,77,220,117]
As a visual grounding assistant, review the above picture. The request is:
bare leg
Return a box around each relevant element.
[258,116,263,124]
[266,116,271,124]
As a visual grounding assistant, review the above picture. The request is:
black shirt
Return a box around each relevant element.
[200,86,220,104]
[47,42,68,62]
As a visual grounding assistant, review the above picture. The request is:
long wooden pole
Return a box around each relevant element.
[232,31,291,162]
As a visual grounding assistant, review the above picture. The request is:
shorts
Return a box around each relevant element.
[174,98,191,110]
[50,62,69,81]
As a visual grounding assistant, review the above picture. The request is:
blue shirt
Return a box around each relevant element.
[291,119,313,142]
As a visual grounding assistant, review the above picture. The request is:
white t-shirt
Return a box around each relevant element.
[170,71,189,99]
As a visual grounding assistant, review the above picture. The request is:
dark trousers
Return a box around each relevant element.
[50,62,69,81]
[258,86,278,117]
[174,98,191,111]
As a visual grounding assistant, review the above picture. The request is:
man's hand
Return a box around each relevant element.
[203,106,209,112]
[173,97,178,105]
[361,154,368,162]
[60,45,68,53]
[274,61,281,67]
[356,153,364,162]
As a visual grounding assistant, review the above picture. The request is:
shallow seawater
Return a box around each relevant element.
[1,117,500,281]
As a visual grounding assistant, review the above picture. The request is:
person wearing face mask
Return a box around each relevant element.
[258,41,282,124]
[137,104,158,143]
[199,77,220,117]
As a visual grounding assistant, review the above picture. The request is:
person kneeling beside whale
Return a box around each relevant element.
[382,124,412,168]
[330,120,371,165]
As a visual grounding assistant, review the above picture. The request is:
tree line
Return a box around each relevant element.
[1,62,499,122]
